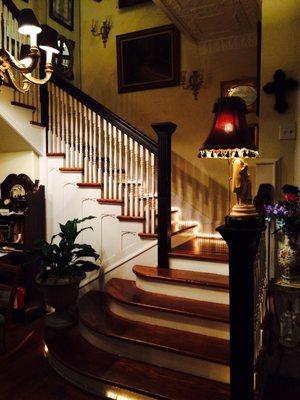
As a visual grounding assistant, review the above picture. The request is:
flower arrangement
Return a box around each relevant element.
[265,184,300,236]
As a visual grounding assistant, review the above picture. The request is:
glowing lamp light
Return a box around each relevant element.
[198,97,258,159]
[224,123,234,133]
[0,11,59,93]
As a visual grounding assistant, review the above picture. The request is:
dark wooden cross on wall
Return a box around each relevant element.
[263,69,298,113]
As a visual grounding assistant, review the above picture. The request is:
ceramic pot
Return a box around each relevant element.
[277,233,300,283]
[36,274,82,329]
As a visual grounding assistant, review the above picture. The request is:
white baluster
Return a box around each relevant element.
[113,126,118,199]
[63,91,70,167]
[69,96,75,167]
[118,129,123,200]
[108,123,113,199]
[83,105,88,182]
[150,152,156,234]
[59,88,65,153]
[55,85,61,153]
[139,146,144,218]
[144,149,150,233]
[103,119,108,198]
[97,115,102,184]
[92,112,97,182]
[74,99,79,167]
[129,138,134,216]
[88,109,93,181]
[134,141,139,216]
[123,135,129,215]
[48,82,53,153]
[78,102,84,168]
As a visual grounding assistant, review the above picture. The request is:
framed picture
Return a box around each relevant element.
[54,35,75,80]
[248,123,259,149]
[119,0,152,8]
[221,78,257,113]
[49,0,74,31]
[116,25,180,93]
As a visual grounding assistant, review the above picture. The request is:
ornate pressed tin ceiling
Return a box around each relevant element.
[153,0,260,53]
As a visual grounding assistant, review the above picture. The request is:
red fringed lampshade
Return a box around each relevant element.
[198,97,258,159]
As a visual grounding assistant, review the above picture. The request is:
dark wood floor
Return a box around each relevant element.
[0,320,100,400]
[1,318,300,400]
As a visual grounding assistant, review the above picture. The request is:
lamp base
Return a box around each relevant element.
[230,204,258,218]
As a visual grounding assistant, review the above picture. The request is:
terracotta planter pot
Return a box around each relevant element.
[277,233,300,283]
[36,274,82,329]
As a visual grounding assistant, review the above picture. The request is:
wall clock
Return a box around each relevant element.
[221,78,257,113]
[54,35,75,80]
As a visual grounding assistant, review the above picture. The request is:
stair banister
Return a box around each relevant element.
[49,75,158,155]
[152,122,177,268]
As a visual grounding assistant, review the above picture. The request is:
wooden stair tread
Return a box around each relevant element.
[77,182,102,188]
[106,278,229,323]
[11,101,36,110]
[46,327,230,400]
[79,291,229,365]
[30,121,45,127]
[59,167,83,172]
[97,198,124,205]
[117,215,145,222]
[170,237,229,262]
[47,152,66,157]
[133,265,229,290]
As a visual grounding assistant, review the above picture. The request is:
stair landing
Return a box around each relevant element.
[170,237,228,262]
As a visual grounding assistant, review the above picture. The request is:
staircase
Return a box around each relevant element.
[46,237,231,400]
[0,1,268,398]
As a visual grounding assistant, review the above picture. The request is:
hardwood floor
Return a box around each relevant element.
[0,320,100,400]
[1,318,300,400]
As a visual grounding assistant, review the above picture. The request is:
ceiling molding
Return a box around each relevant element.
[153,0,259,52]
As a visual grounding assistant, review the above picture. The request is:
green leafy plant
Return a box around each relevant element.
[35,216,100,279]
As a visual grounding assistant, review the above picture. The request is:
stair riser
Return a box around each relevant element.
[170,257,229,276]
[80,323,230,384]
[107,298,229,339]
[171,227,197,248]
[48,353,153,400]
[136,276,229,304]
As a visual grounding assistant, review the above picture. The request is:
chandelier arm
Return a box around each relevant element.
[0,48,40,74]
[23,64,53,85]
[5,67,31,93]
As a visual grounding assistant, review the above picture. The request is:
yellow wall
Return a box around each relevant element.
[260,0,300,187]
[0,151,40,182]
[80,0,257,227]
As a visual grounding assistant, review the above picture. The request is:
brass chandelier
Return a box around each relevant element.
[0,9,59,93]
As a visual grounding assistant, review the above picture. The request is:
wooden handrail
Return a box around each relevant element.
[50,75,158,155]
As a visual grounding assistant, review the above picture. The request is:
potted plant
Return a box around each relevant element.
[265,185,300,282]
[35,216,100,329]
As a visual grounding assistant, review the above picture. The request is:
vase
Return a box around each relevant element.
[36,274,82,329]
[277,233,300,283]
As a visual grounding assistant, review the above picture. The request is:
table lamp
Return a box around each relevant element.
[198,96,258,218]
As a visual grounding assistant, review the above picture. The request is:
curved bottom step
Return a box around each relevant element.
[45,327,230,400]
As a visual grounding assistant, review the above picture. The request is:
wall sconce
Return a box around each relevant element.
[91,18,111,48]
[181,70,204,100]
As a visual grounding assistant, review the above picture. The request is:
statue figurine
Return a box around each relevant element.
[231,158,257,217]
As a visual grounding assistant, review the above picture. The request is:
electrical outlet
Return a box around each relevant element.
[279,123,297,140]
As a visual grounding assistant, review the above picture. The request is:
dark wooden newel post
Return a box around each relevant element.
[151,122,177,268]
[217,217,262,400]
